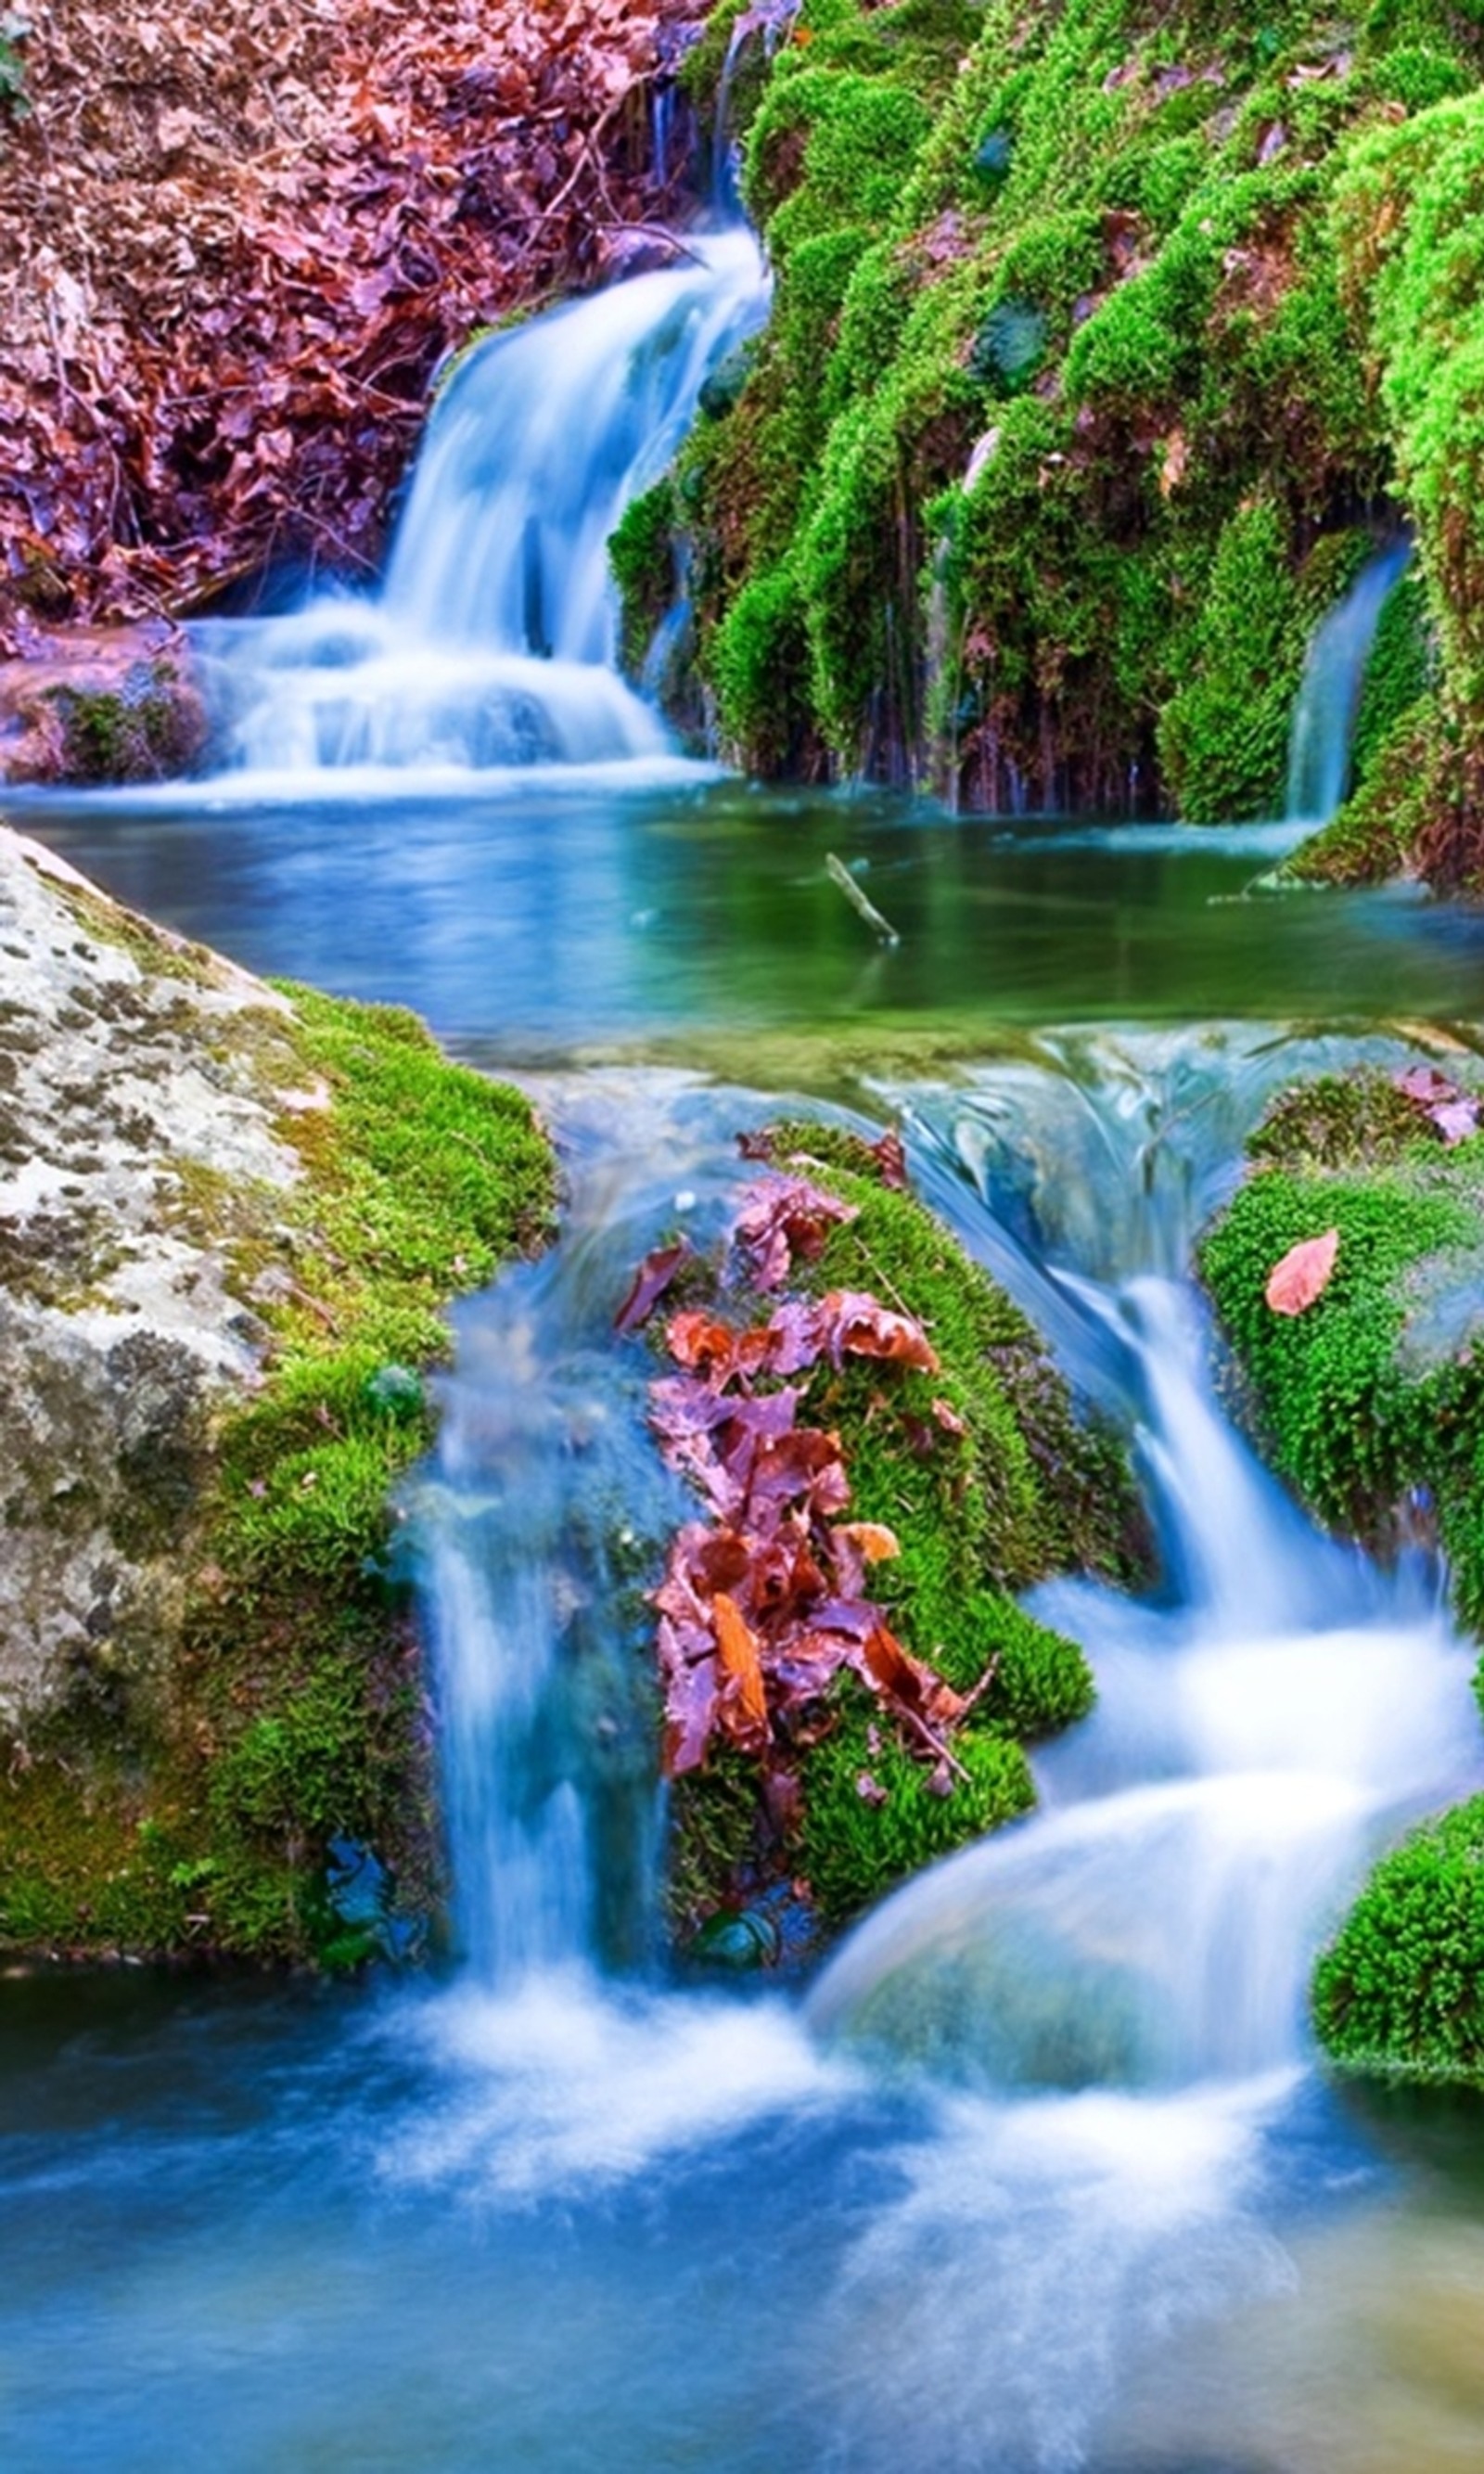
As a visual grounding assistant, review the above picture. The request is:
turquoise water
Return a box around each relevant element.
[5,783,1484,2472]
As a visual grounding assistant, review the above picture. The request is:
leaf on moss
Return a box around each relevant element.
[735,1174,859,1289]
[713,1592,769,1737]
[1394,1064,1481,1146]
[1265,1226,1339,1315]
[614,1239,691,1333]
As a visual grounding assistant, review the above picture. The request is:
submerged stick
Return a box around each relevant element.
[825,851,901,945]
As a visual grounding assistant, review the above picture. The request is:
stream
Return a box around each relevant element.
[7,237,1484,2474]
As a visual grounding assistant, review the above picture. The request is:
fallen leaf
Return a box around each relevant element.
[1265,1227,1339,1316]
[614,1239,691,1334]
[713,1592,769,1735]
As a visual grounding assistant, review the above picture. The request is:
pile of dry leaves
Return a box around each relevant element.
[619,1170,999,1797]
[0,0,702,650]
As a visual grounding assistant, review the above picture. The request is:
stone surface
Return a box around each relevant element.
[0,823,299,1727]
[0,622,207,784]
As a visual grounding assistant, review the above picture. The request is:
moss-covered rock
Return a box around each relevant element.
[663,1118,1147,1947]
[1312,1794,1484,2082]
[644,0,1484,827]
[1200,1058,1484,2080]
[1200,1063,1484,1603]
[0,826,555,1965]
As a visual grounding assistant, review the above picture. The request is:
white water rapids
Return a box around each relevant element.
[393,1040,1482,2469]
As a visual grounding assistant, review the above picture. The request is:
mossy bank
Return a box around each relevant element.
[1200,1053,1484,2080]
[0,826,554,1966]
[662,1118,1149,1957]
[611,0,1484,878]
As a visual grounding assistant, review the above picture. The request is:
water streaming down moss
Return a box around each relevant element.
[628,0,1484,841]
[1198,1059,1484,2079]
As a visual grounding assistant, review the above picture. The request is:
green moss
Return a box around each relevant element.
[44,663,204,786]
[1158,498,1328,823]
[1313,1794,1484,2081]
[1200,1067,1484,1589]
[801,1710,1033,1920]
[1350,563,1435,786]
[670,1119,1145,1935]
[608,479,678,678]
[0,982,556,1966]
[649,0,1484,820]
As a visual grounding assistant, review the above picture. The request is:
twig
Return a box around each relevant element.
[825,851,902,945]
[952,1650,1002,1727]
[894,1699,971,1783]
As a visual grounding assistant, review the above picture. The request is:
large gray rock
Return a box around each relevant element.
[0,824,302,1731]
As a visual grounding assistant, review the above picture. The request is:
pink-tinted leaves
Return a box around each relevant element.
[1265,1227,1339,1316]
[734,1175,858,1289]
[1394,1064,1483,1147]
[614,1239,691,1334]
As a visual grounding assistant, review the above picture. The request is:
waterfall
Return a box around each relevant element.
[808,1039,1480,2092]
[195,232,768,782]
[418,1031,1479,2033]
[1285,542,1411,826]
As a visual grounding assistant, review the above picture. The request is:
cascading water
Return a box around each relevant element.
[1286,540,1412,825]
[194,231,768,781]
[806,1040,1479,2095]
[396,1032,1482,2468]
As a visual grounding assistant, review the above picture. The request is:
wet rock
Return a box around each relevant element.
[0,622,207,786]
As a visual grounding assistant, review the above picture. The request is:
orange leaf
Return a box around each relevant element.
[1265,1227,1339,1316]
[713,1592,768,1733]
[835,1521,902,1565]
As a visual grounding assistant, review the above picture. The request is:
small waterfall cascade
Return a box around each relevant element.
[811,1032,1481,2091]
[1286,540,1411,825]
[415,1076,747,1985]
[197,231,768,780]
[417,1030,1480,2026]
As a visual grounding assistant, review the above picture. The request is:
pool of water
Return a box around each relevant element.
[10,777,1484,1067]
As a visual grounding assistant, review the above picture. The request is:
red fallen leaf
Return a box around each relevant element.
[870,1131,909,1190]
[665,1312,746,1377]
[614,1239,691,1334]
[747,1427,851,1525]
[931,1396,967,1437]
[1265,1227,1339,1316]
[1396,1065,1458,1105]
[1432,1098,1481,1147]
[735,1175,859,1290]
[713,1592,769,1736]
[812,1290,940,1372]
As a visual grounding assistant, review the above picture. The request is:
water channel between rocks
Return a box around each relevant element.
[6,777,1484,2473]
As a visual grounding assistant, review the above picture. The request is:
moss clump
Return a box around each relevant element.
[608,478,679,678]
[671,1120,1145,1935]
[800,1718,1034,1919]
[45,662,205,785]
[1200,1064,1484,1613]
[1313,1795,1484,2082]
[1283,693,1447,886]
[643,0,1484,825]
[0,981,556,1966]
